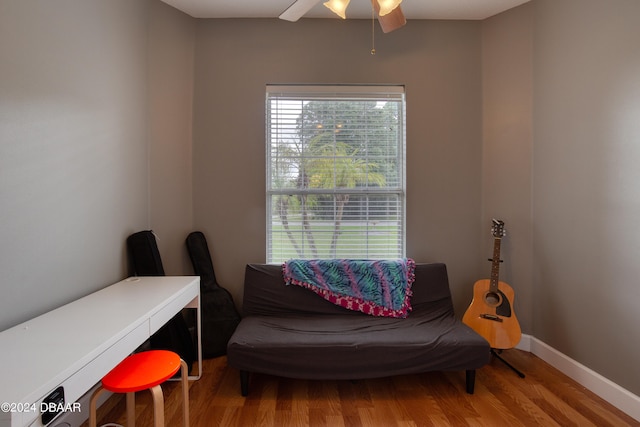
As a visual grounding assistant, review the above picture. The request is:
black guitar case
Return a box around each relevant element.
[186,231,241,358]
[126,230,196,372]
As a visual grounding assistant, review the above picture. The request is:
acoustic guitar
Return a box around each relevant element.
[463,219,521,350]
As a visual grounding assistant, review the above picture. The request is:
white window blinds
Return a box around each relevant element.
[266,85,406,263]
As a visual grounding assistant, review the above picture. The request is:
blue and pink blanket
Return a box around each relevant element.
[282,259,416,318]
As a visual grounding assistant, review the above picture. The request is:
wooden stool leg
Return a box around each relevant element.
[149,385,165,427]
[180,359,190,427]
[89,386,108,427]
[126,392,136,427]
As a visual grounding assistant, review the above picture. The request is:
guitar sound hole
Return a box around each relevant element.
[484,291,502,307]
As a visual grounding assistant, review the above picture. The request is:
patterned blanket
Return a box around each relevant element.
[282,259,416,318]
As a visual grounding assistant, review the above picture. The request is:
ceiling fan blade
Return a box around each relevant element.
[371,0,407,33]
[279,0,322,22]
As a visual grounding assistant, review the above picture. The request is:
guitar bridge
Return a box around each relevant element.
[480,313,503,322]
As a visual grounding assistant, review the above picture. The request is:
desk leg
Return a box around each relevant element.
[185,294,202,380]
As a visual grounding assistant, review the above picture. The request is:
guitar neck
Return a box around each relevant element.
[490,237,502,291]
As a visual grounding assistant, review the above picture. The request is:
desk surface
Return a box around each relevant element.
[0,276,199,427]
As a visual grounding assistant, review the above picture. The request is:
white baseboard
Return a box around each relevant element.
[515,334,640,422]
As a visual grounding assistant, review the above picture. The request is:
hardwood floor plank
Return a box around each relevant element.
[478,364,561,426]
[581,396,636,427]
[85,350,639,427]
[534,384,600,427]
[310,381,342,416]
[428,373,480,425]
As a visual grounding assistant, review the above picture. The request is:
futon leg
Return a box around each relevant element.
[465,370,476,394]
[240,370,250,397]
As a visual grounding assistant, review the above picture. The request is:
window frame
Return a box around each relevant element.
[266,84,406,263]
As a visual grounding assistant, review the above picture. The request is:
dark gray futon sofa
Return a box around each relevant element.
[227,262,490,396]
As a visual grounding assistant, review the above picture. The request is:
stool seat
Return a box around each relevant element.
[89,350,189,427]
[102,350,181,393]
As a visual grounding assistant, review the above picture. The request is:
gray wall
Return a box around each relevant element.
[481,4,534,344]
[192,18,484,317]
[531,0,640,395]
[483,0,640,395]
[148,1,196,275]
[0,0,150,329]
[0,0,195,330]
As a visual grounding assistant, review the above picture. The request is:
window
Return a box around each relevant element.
[266,85,406,263]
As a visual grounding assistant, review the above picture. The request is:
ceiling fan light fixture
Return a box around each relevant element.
[323,0,350,19]
[377,0,402,16]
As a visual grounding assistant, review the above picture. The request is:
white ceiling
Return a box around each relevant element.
[160,0,531,20]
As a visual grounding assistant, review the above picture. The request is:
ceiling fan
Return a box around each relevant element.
[280,0,407,33]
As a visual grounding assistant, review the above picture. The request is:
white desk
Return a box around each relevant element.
[0,276,201,427]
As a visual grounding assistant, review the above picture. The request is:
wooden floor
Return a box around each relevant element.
[88,349,638,427]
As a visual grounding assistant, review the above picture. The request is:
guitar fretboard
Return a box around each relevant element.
[490,237,502,292]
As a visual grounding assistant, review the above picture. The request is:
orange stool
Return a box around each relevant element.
[89,350,189,427]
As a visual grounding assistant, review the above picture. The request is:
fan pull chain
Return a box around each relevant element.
[371,4,376,55]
